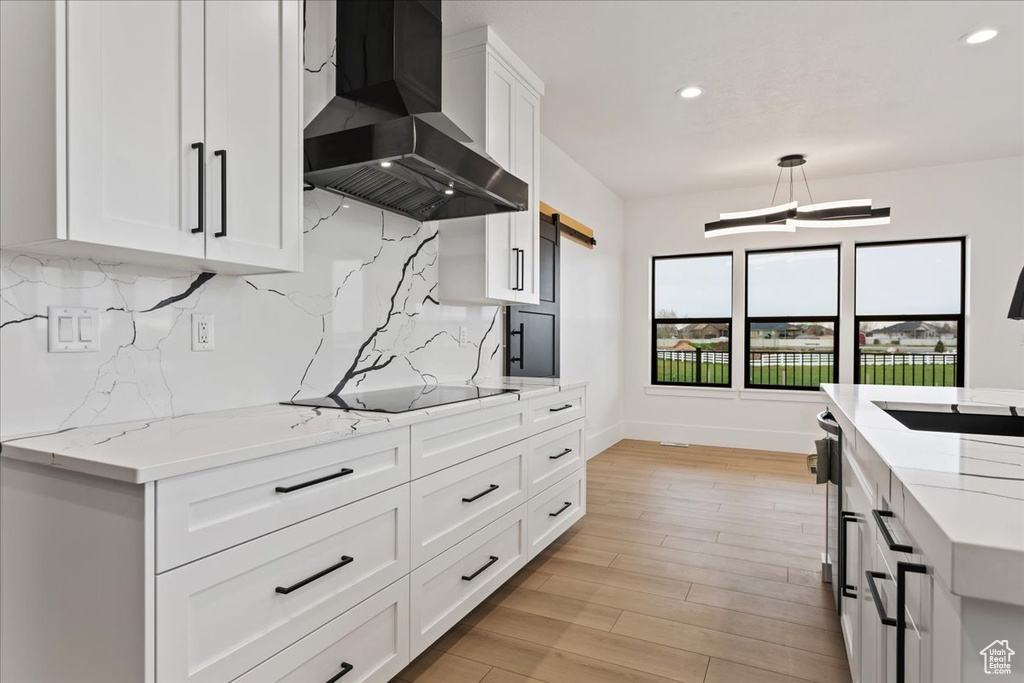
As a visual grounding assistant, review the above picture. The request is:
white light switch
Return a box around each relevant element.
[48,306,99,353]
[57,316,74,343]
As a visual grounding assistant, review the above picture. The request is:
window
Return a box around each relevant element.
[652,253,732,386]
[855,238,965,387]
[745,246,840,390]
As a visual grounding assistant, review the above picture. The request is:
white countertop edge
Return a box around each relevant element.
[0,380,589,484]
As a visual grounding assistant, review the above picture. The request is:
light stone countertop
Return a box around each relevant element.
[820,384,1024,605]
[0,378,587,484]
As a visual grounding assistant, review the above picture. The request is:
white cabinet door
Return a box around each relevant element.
[513,81,540,304]
[203,0,301,271]
[65,0,205,257]
[485,55,518,302]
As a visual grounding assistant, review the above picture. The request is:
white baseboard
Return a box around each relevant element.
[624,420,816,455]
[586,420,624,459]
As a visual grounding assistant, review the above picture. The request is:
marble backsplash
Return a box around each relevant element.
[0,193,503,437]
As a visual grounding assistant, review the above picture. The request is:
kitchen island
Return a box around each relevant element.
[821,384,1023,683]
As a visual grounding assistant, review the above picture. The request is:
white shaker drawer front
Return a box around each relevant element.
[409,505,528,658]
[156,486,410,683]
[411,441,528,568]
[410,400,528,478]
[527,468,586,559]
[527,418,584,496]
[527,388,585,434]
[155,428,409,571]
[234,577,410,683]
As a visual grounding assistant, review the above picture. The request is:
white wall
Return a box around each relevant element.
[624,156,1024,453]
[541,135,626,457]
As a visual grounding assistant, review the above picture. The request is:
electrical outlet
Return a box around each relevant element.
[459,326,468,346]
[192,314,214,351]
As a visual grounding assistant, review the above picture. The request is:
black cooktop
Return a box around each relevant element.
[283,385,518,414]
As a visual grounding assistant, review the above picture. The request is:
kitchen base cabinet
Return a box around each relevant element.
[0,385,587,682]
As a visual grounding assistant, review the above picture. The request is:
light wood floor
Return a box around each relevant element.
[393,439,851,683]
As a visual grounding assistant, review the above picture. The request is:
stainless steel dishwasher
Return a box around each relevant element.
[811,409,843,613]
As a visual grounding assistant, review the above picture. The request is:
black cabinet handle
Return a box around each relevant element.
[840,512,859,599]
[214,149,227,237]
[896,561,927,683]
[517,247,525,291]
[549,501,572,517]
[549,404,573,413]
[276,555,353,595]
[325,662,354,683]
[873,509,914,553]
[462,483,499,503]
[508,322,524,370]
[275,468,354,494]
[549,448,573,460]
[511,248,521,291]
[191,142,204,233]
[865,570,897,627]
[462,555,499,581]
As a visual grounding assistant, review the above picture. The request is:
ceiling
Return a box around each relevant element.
[442,1,1024,199]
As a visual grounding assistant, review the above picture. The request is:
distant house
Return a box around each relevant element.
[677,322,729,339]
[750,322,802,339]
[870,321,941,338]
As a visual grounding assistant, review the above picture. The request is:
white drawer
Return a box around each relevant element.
[411,440,527,568]
[155,428,409,571]
[409,505,527,658]
[410,399,528,478]
[234,578,410,683]
[156,486,410,683]
[527,418,585,496]
[527,387,585,434]
[527,467,586,559]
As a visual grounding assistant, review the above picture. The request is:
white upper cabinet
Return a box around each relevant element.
[65,0,206,260]
[203,0,301,271]
[0,0,302,274]
[438,28,544,305]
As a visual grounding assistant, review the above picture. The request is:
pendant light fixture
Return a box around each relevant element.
[705,155,891,238]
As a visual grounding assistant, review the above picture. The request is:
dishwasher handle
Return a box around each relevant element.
[816,410,841,436]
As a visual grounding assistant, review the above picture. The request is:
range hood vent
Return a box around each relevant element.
[303,0,528,221]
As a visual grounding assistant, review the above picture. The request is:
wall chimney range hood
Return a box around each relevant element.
[303,0,528,222]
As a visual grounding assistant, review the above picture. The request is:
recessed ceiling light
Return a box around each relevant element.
[380,160,393,168]
[676,86,703,99]
[961,28,999,45]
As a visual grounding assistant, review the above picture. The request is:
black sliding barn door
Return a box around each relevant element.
[506,213,560,377]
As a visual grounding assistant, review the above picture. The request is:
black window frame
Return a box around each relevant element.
[651,252,733,388]
[853,236,966,388]
[744,244,841,391]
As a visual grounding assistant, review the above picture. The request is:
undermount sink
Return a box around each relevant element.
[883,408,1024,438]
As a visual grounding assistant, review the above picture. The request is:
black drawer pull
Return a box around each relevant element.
[840,512,858,599]
[214,149,227,237]
[549,448,573,460]
[462,483,499,503]
[549,501,572,517]
[896,561,927,683]
[326,662,354,683]
[276,468,354,494]
[549,404,573,413]
[864,570,897,627]
[873,509,914,553]
[275,555,353,595]
[190,142,204,233]
[462,555,499,581]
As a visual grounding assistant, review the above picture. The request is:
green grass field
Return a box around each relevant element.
[655,358,730,385]
[748,364,834,388]
[858,363,956,387]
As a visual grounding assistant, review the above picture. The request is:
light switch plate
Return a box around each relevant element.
[47,306,99,353]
